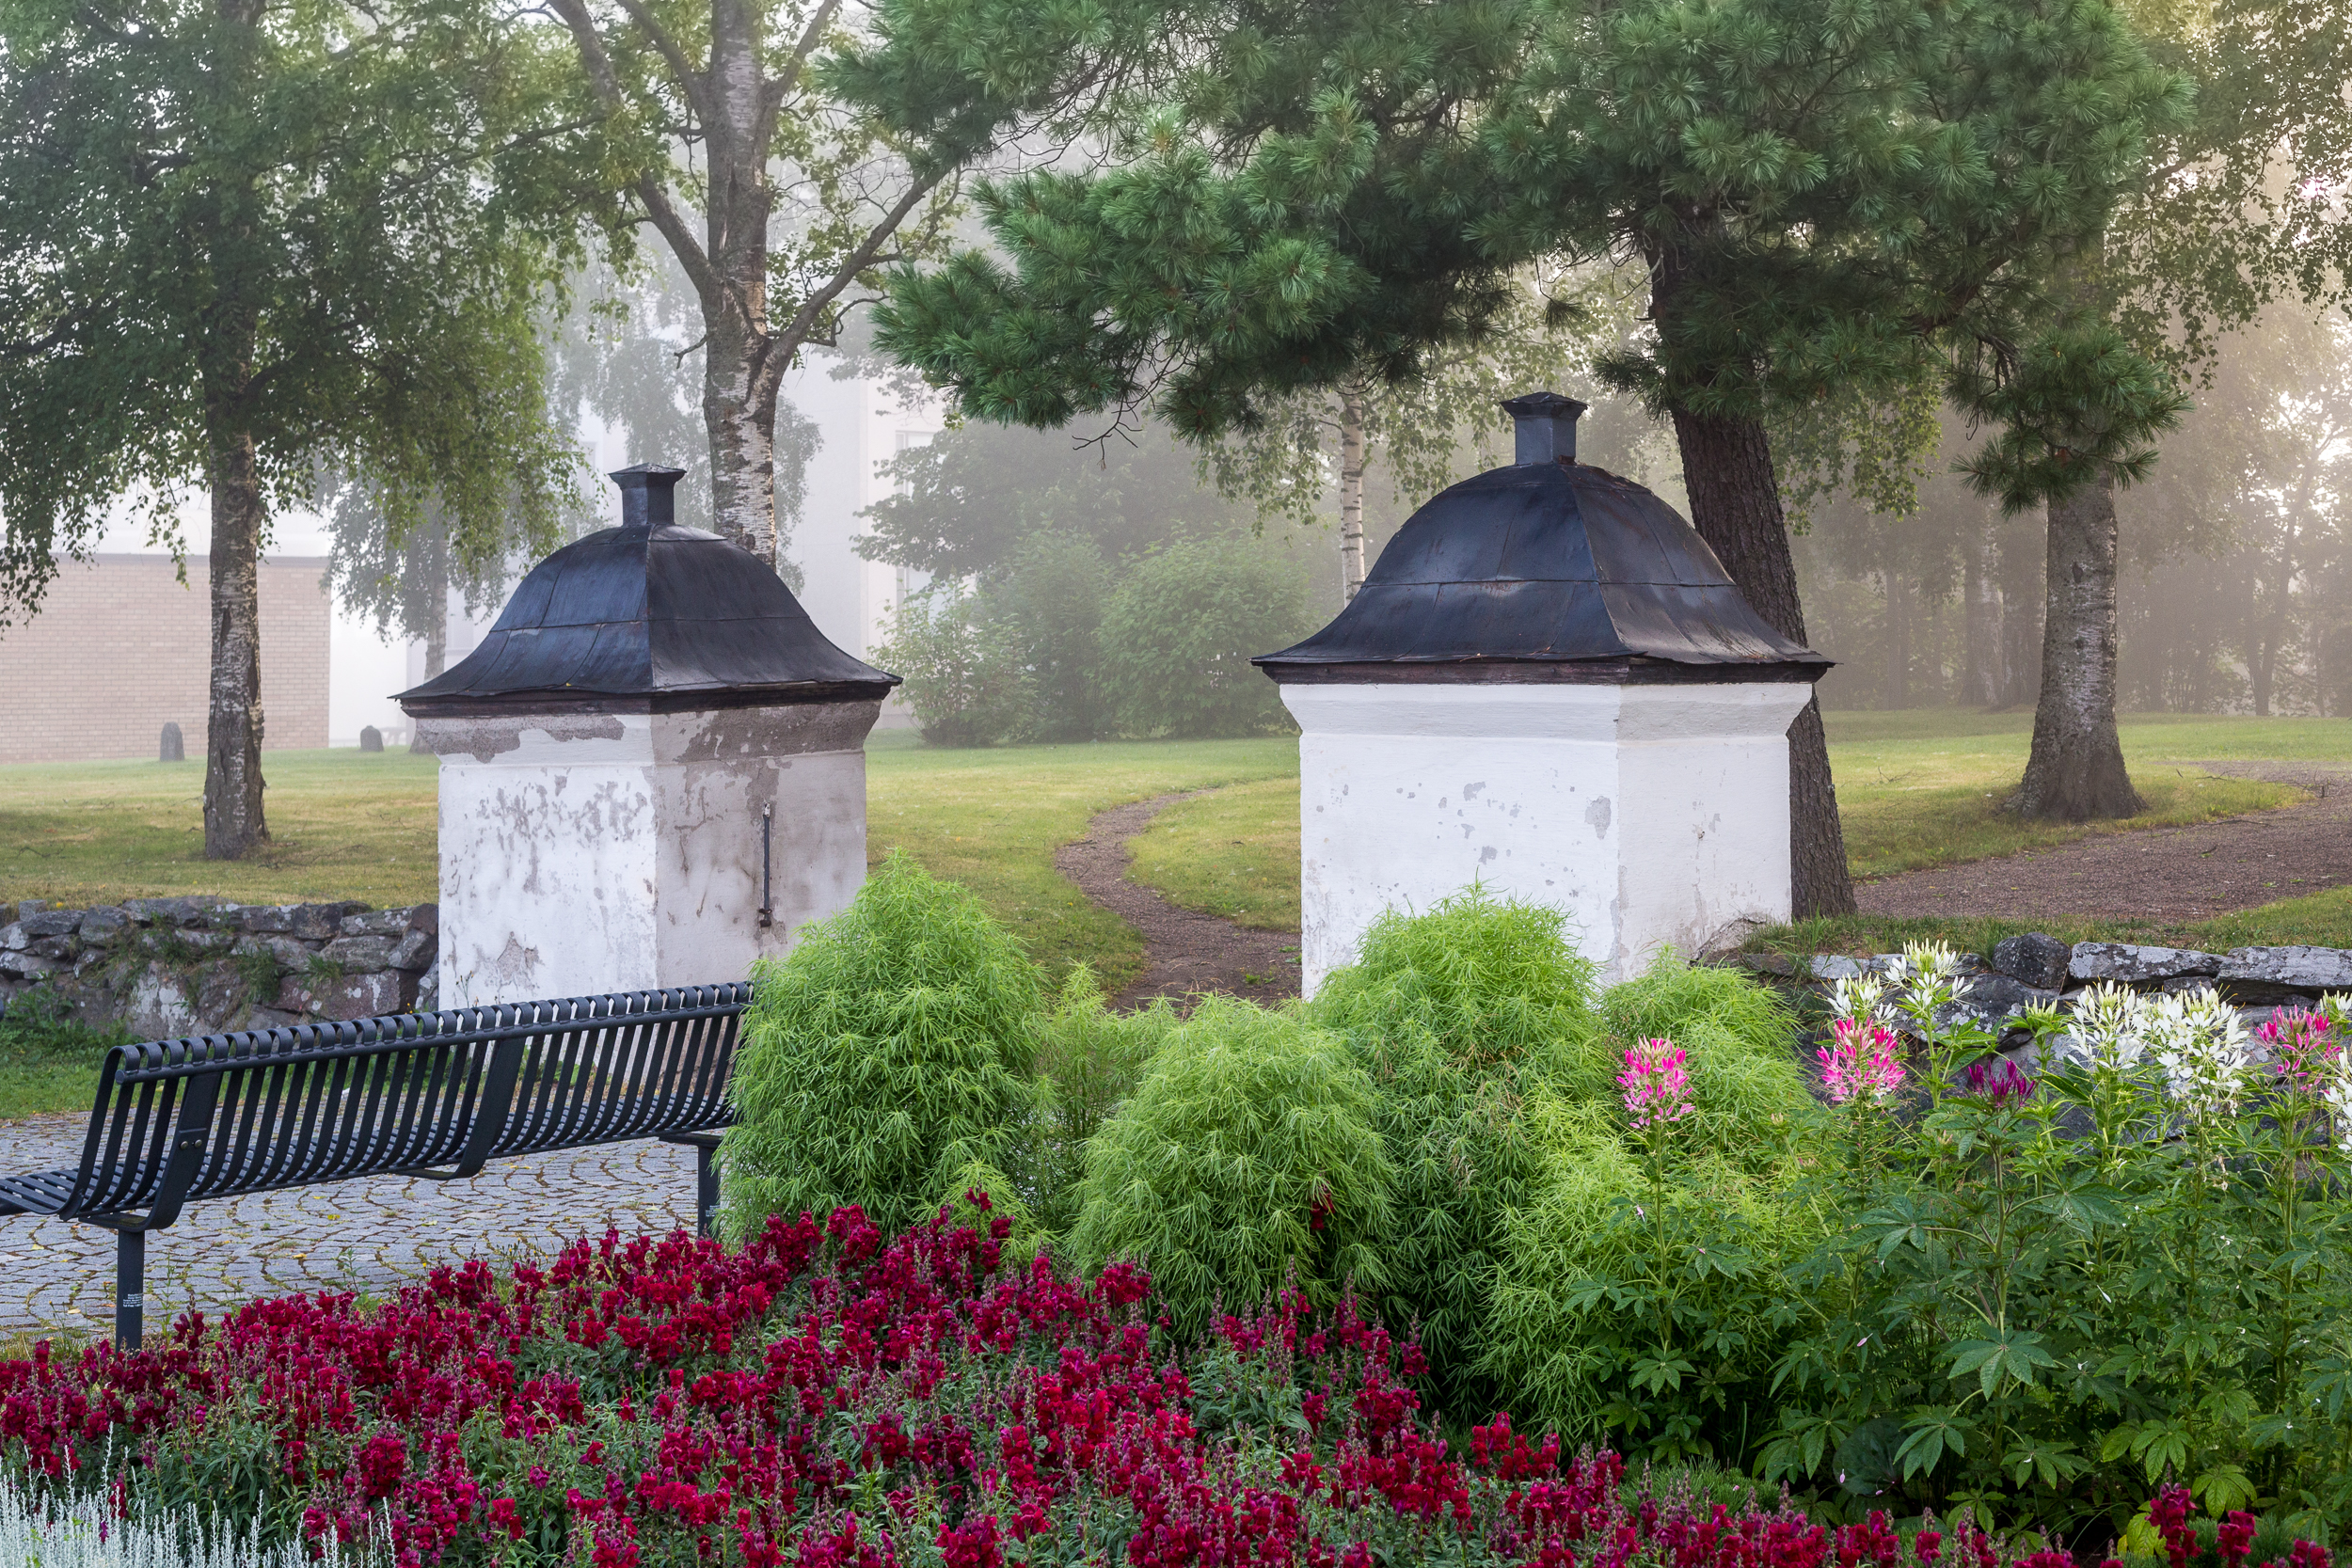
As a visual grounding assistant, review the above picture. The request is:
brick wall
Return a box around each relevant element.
[0,555,331,764]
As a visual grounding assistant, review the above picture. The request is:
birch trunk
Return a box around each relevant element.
[1670,408,1855,918]
[2012,471,2142,819]
[197,0,269,860]
[1338,387,1368,601]
[203,427,269,858]
[700,0,783,563]
[409,587,447,752]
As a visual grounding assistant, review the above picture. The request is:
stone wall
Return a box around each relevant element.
[0,897,437,1040]
[0,554,330,764]
[1740,935,2352,1042]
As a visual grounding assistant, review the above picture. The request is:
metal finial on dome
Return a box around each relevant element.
[1501,391,1589,466]
[610,463,688,531]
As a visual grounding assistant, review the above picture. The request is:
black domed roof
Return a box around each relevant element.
[1254,395,1830,685]
[398,465,899,717]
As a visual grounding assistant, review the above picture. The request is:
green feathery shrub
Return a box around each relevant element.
[1022,966,1176,1238]
[1310,888,1597,1419]
[1479,951,1826,1460]
[1071,995,1392,1340]
[722,853,1041,1239]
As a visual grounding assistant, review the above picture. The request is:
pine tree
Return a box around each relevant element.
[862,0,2183,915]
[1993,0,2352,818]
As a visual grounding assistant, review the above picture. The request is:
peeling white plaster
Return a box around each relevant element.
[417,702,882,1006]
[1281,682,1812,992]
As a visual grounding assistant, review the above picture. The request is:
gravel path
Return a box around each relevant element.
[1056,792,1303,1009]
[0,1114,698,1338]
[1857,761,2352,923]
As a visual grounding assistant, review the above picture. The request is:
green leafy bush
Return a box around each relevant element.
[1072,995,1391,1339]
[1479,951,1825,1461]
[1310,889,1598,1419]
[871,580,1031,746]
[1763,956,2352,1540]
[988,532,1116,741]
[1097,537,1312,737]
[722,853,1041,1238]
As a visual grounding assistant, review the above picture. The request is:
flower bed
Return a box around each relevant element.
[0,1200,2331,1568]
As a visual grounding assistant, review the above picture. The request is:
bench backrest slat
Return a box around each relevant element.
[195,1037,491,1199]
[487,999,742,1161]
[58,983,752,1223]
[62,1055,179,1215]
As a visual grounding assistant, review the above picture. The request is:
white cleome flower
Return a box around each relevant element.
[1893,941,1962,1022]
[1833,973,1893,1026]
[2070,982,2152,1071]
[2147,987,2251,1120]
[1899,940,1963,983]
[2325,1054,2352,1154]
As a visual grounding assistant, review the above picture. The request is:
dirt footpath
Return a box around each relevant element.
[1857,762,2352,923]
[1055,793,1304,1008]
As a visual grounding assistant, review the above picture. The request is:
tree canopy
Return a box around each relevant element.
[0,0,608,608]
[0,0,616,851]
[862,0,2185,911]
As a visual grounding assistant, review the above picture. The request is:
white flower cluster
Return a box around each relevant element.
[1832,941,1963,1031]
[2065,982,2251,1119]
[2146,989,2253,1121]
[2071,982,2151,1071]
[1830,970,1891,1028]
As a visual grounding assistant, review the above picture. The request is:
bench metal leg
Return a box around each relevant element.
[116,1229,144,1351]
[694,1141,718,1240]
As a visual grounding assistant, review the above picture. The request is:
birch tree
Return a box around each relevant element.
[545,0,1145,568]
[0,0,601,857]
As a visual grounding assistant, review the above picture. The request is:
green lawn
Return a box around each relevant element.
[0,750,442,908]
[1121,711,2328,936]
[1823,710,2307,879]
[2,711,2344,1006]
[0,733,1300,991]
[862,731,1297,986]
[1125,775,1299,931]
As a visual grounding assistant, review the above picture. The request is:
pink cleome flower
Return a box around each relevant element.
[1819,1017,1905,1105]
[2256,1006,2341,1090]
[1618,1037,1694,1130]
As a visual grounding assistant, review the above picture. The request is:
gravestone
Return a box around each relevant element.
[358,725,385,752]
[158,721,183,763]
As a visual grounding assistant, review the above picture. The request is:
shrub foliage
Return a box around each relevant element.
[1071,994,1392,1338]
[1309,889,1598,1421]
[722,852,1039,1238]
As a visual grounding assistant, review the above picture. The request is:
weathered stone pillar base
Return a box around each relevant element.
[417,702,880,1006]
[1283,683,1814,992]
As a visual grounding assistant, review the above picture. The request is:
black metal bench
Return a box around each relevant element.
[0,983,751,1347]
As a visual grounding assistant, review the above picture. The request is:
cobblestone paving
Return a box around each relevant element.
[0,1113,699,1337]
